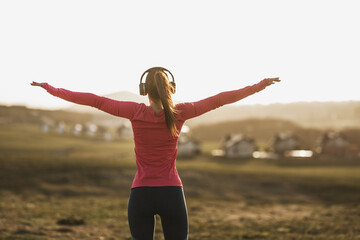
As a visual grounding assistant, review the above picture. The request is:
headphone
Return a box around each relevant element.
[139,67,176,96]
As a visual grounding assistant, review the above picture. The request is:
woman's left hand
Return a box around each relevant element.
[30,81,42,87]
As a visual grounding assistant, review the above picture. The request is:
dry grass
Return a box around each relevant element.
[1,123,360,240]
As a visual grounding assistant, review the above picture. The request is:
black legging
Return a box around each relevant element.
[128,186,188,240]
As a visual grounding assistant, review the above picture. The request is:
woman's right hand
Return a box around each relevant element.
[30,81,42,87]
[264,78,281,86]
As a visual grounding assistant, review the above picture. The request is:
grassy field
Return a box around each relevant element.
[1,123,360,240]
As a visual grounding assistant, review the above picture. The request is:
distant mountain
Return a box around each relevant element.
[106,91,149,104]
[185,101,360,130]
[0,105,93,125]
[67,91,149,113]
[65,91,360,130]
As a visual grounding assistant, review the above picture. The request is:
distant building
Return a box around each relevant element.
[271,132,300,155]
[116,123,133,139]
[85,123,98,136]
[283,150,313,158]
[70,122,113,141]
[40,116,55,133]
[56,121,67,134]
[316,131,359,157]
[104,132,113,141]
[97,125,113,141]
[41,123,51,133]
[220,134,256,159]
[177,134,201,158]
[177,125,201,158]
[72,123,84,135]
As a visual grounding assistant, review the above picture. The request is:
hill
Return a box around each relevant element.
[64,91,360,130]
[186,101,360,129]
[191,118,320,148]
[191,118,360,150]
[66,91,149,113]
[2,98,360,145]
[0,105,93,125]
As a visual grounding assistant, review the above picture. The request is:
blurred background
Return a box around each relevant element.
[1,1,360,239]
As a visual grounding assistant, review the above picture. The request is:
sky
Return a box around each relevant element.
[0,0,359,110]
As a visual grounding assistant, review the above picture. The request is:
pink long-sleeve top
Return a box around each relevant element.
[41,79,268,188]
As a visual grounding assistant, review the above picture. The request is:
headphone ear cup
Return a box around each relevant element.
[139,83,147,96]
[170,82,176,94]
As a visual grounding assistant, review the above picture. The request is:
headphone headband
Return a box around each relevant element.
[139,67,175,85]
[139,67,176,96]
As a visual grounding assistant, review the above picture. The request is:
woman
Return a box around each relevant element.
[31,67,280,240]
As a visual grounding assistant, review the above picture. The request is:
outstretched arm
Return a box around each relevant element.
[31,81,138,119]
[177,78,280,120]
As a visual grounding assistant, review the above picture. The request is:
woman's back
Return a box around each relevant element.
[131,103,185,188]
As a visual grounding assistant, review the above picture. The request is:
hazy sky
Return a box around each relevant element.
[1,0,359,109]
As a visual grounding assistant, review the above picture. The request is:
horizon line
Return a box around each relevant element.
[1,99,360,112]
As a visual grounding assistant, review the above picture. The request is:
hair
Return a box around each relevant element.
[146,70,178,137]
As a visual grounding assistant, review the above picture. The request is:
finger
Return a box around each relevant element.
[270,78,280,82]
[31,81,41,86]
